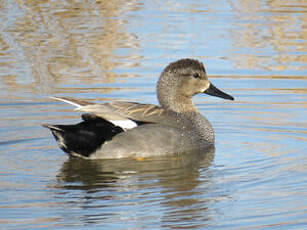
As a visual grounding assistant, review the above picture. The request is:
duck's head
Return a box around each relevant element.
[157,59,234,112]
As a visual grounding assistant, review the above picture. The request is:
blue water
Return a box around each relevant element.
[0,0,306,229]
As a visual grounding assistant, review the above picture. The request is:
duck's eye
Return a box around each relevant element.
[193,73,200,79]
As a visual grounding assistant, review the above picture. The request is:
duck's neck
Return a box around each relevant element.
[157,87,196,113]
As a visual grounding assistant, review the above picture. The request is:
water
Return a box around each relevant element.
[0,0,306,229]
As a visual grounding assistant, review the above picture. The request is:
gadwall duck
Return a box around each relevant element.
[43,59,234,159]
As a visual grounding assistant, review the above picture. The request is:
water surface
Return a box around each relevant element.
[0,0,306,229]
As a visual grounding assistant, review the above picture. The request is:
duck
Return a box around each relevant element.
[43,58,234,159]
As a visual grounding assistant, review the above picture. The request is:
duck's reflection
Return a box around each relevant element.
[54,147,216,227]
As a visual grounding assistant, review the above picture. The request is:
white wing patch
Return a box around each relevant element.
[110,120,137,129]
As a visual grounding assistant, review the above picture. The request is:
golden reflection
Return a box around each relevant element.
[229,0,307,72]
[0,0,141,94]
[0,0,306,95]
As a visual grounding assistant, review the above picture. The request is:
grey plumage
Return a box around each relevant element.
[43,58,234,159]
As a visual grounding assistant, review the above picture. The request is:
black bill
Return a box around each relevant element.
[204,82,234,100]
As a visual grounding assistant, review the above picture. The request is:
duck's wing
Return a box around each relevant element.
[51,97,179,129]
[76,101,181,128]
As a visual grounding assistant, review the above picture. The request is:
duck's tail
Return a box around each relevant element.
[42,117,124,158]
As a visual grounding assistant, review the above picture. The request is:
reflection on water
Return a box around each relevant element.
[0,0,306,229]
[230,0,306,73]
[54,148,215,228]
[0,0,306,97]
[0,0,141,95]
